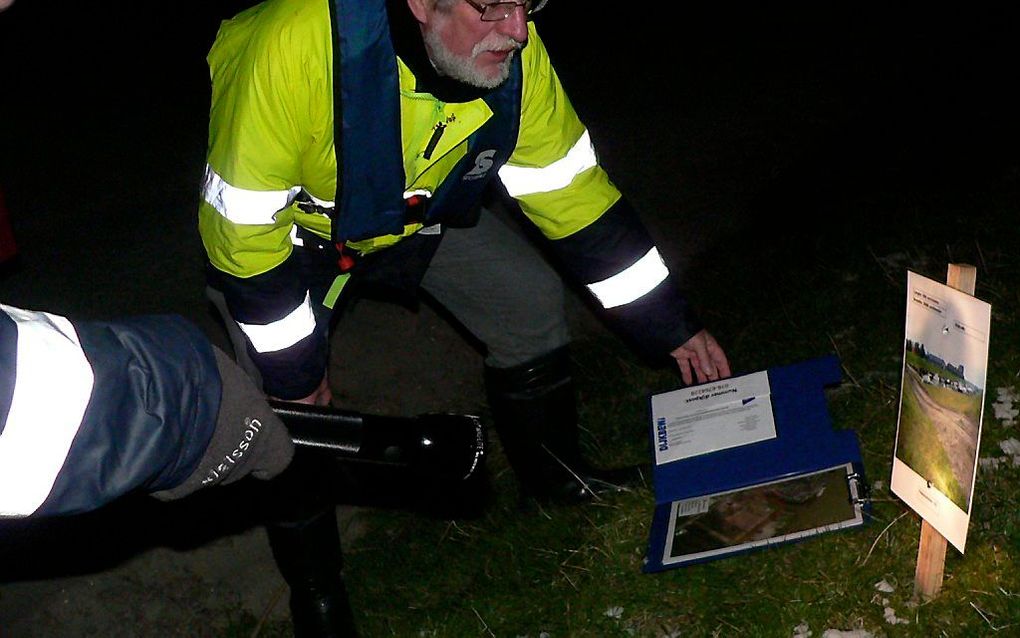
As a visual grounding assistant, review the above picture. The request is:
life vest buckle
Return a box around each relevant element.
[404,189,432,225]
[336,242,356,273]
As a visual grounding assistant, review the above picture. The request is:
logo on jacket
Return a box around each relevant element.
[200,417,263,485]
[463,149,497,181]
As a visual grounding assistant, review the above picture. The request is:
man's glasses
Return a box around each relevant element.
[462,0,548,22]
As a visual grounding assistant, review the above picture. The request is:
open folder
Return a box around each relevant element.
[644,355,868,572]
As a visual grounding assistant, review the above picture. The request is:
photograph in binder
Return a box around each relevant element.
[662,463,864,567]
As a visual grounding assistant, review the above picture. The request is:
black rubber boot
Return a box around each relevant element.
[262,460,359,638]
[484,347,647,504]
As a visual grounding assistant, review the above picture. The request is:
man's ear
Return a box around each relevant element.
[406,0,430,24]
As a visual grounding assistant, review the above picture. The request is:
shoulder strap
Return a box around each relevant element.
[328,0,407,243]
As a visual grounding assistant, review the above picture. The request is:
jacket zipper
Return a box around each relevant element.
[423,122,446,160]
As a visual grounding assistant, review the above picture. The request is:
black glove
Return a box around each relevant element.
[152,347,295,500]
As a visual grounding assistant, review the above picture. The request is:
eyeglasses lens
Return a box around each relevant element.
[480,0,539,21]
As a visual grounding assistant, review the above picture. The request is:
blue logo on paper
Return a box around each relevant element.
[656,417,668,452]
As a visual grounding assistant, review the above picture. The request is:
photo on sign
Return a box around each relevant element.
[662,464,863,566]
[891,271,991,553]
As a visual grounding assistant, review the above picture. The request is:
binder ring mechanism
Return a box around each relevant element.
[846,471,872,507]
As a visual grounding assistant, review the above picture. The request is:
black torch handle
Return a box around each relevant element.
[269,400,486,481]
[269,400,366,455]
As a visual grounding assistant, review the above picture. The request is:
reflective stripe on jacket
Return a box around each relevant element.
[0,306,221,517]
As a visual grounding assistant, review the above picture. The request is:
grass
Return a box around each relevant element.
[227,190,1020,636]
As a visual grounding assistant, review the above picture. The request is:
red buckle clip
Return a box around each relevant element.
[336,242,355,273]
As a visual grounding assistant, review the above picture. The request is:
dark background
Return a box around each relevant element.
[1,1,1019,633]
[2,3,1018,322]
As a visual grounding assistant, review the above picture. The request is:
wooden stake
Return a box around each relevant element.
[913,263,976,600]
[947,263,977,297]
[914,520,948,599]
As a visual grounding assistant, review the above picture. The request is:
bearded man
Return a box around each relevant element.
[199,0,730,634]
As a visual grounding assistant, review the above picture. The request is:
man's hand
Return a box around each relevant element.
[670,329,731,386]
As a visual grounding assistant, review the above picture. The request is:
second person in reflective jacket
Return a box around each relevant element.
[198,1,731,634]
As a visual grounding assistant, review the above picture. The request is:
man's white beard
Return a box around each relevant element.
[424,29,521,89]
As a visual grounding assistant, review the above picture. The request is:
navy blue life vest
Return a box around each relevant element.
[329,0,522,244]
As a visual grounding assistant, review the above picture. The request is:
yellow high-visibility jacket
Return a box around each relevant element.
[198,0,699,398]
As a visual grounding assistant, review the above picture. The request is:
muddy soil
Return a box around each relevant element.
[1,2,1016,636]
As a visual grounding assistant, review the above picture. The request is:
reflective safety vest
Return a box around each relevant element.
[199,0,619,273]
[198,0,699,399]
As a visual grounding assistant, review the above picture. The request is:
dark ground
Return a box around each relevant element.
[1,2,1018,635]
